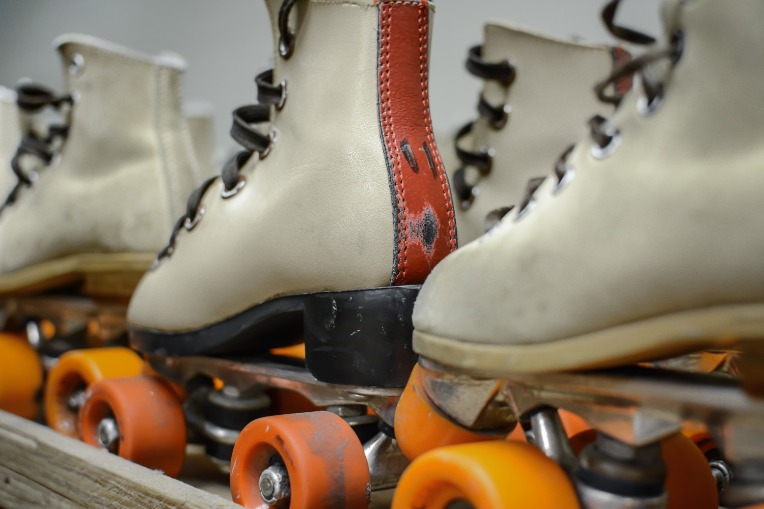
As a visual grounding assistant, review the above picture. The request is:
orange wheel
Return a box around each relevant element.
[392,440,579,509]
[44,347,143,437]
[507,424,527,442]
[662,432,718,509]
[267,388,319,415]
[230,411,369,508]
[568,428,597,455]
[559,409,591,437]
[79,375,186,477]
[569,430,718,509]
[141,362,188,401]
[0,333,43,419]
[395,365,503,460]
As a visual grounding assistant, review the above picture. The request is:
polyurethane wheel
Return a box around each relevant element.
[0,333,43,419]
[268,388,319,415]
[141,362,188,401]
[79,375,186,477]
[559,409,591,437]
[662,432,719,509]
[392,440,580,509]
[44,347,143,437]
[569,430,718,509]
[395,364,502,461]
[230,411,370,509]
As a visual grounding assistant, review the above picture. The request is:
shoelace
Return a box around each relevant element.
[505,0,685,223]
[452,45,517,210]
[156,0,297,262]
[0,84,72,215]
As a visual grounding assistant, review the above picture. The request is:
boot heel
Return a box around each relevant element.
[303,286,420,388]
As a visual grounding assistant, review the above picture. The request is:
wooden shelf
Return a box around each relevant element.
[0,410,238,509]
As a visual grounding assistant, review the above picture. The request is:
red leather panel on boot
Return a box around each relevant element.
[378,0,457,286]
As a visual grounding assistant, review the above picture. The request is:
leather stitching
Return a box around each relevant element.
[416,4,457,252]
[379,0,456,285]
[379,2,408,283]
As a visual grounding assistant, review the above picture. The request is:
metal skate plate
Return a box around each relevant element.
[420,360,764,466]
[2,295,127,346]
[148,355,402,426]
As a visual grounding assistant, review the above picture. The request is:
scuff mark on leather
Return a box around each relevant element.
[406,205,439,255]
[400,138,419,173]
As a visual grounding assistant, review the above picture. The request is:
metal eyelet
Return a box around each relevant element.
[460,186,480,211]
[590,128,622,159]
[478,146,495,176]
[276,80,288,110]
[221,176,246,199]
[490,104,511,130]
[637,89,665,117]
[69,53,85,76]
[258,131,277,160]
[26,169,40,184]
[553,166,575,194]
[513,198,536,222]
[183,206,205,231]
[279,30,295,59]
[49,153,62,168]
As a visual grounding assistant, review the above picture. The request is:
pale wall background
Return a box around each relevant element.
[0,0,661,156]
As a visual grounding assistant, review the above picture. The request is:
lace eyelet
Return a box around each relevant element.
[590,128,622,159]
[26,169,40,184]
[221,176,246,199]
[69,53,85,76]
[279,29,295,59]
[459,186,479,211]
[669,29,685,65]
[276,80,288,110]
[490,104,511,130]
[513,198,536,222]
[183,206,205,231]
[259,131,277,160]
[553,165,575,194]
[49,153,62,168]
[478,146,495,176]
[637,89,665,117]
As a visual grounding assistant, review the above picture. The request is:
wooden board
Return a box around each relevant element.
[0,410,238,509]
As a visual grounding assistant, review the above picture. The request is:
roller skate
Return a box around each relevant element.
[394,0,764,508]
[0,35,204,429]
[448,21,629,245]
[75,0,456,503]
[0,86,20,200]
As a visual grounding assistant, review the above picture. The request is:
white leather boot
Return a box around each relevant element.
[128,0,456,387]
[0,35,202,298]
[413,0,764,375]
[0,87,19,203]
[449,23,627,245]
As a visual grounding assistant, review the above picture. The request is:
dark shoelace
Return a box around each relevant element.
[452,45,517,210]
[0,84,72,215]
[156,0,297,262]
[498,0,685,225]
